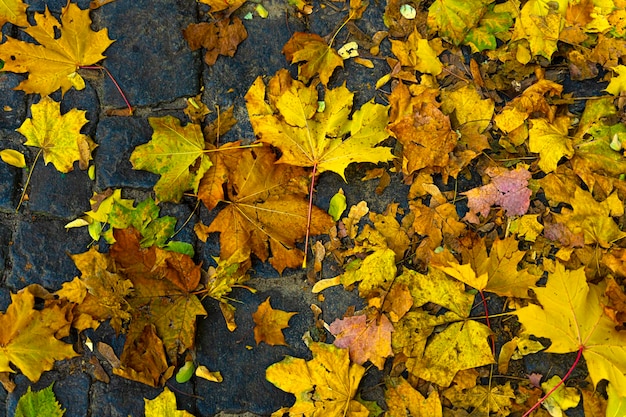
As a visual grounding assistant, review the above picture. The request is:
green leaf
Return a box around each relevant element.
[328,189,346,221]
[427,0,491,45]
[175,361,195,383]
[15,384,65,417]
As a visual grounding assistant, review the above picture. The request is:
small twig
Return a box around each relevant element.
[80,65,133,115]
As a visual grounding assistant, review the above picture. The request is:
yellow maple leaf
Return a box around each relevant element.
[511,0,568,60]
[0,0,28,27]
[245,69,394,180]
[17,96,96,173]
[266,341,369,417]
[389,28,443,75]
[282,32,344,86]
[516,262,626,397]
[427,0,489,45]
[605,65,626,95]
[252,297,297,346]
[443,381,515,416]
[0,287,78,382]
[0,3,114,96]
[553,187,626,248]
[529,116,574,173]
[144,387,194,417]
[385,376,442,417]
[130,115,213,203]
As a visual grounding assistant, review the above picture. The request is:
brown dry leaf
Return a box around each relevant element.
[198,0,246,13]
[252,297,297,346]
[112,324,174,387]
[388,82,458,176]
[283,32,344,86]
[110,228,206,362]
[329,312,394,370]
[205,146,334,273]
[89,0,119,9]
[183,18,247,66]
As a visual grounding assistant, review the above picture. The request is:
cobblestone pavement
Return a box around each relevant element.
[0,0,396,415]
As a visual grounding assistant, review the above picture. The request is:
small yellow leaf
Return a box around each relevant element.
[195,365,223,382]
[0,149,26,168]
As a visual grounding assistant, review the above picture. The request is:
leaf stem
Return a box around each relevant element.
[302,162,318,269]
[79,65,133,115]
[479,289,495,355]
[521,346,584,417]
[16,148,42,212]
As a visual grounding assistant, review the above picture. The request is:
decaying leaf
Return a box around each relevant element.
[183,18,247,66]
[17,96,96,173]
[0,3,114,96]
[283,32,344,85]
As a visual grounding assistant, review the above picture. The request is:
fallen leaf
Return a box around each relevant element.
[183,18,247,66]
[197,0,246,13]
[0,0,28,27]
[0,149,26,168]
[516,262,626,396]
[443,381,515,416]
[389,28,443,75]
[427,0,488,45]
[266,341,369,417]
[130,115,213,203]
[283,32,344,85]
[529,117,574,173]
[0,287,78,382]
[252,297,297,346]
[329,313,394,369]
[17,96,96,173]
[144,387,194,417]
[195,365,223,382]
[385,376,442,417]
[15,383,65,417]
[245,69,394,180]
[0,3,114,96]
[511,0,567,60]
[205,146,334,273]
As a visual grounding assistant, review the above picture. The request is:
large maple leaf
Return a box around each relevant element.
[204,145,334,273]
[0,287,78,382]
[245,69,394,180]
[17,96,96,173]
[266,341,369,417]
[130,115,213,203]
[0,3,114,96]
[515,262,626,397]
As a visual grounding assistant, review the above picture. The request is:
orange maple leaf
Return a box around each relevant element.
[252,297,297,346]
[204,146,334,273]
[0,3,114,96]
[183,18,247,66]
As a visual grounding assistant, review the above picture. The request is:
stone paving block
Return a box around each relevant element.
[201,7,304,142]
[0,157,19,211]
[195,285,314,415]
[58,82,101,137]
[94,116,159,190]
[94,0,200,108]
[0,73,27,130]
[90,375,162,417]
[7,370,90,417]
[26,0,90,12]
[7,217,92,291]
[0,221,12,287]
[27,162,93,219]
[0,384,5,417]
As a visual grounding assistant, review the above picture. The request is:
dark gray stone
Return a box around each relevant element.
[0,156,19,211]
[94,117,159,190]
[27,161,93,219]
[26,0,91,12]
[7,370,90,417]
[59,82,101,137]
[90,375,161,417]
[0,384,6,417]
[0,73,27,130]
[195,287,312,415]
[0,287,10,313]
[95,0,200,108]
[0,222,12,287]
[7,217,91,291]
